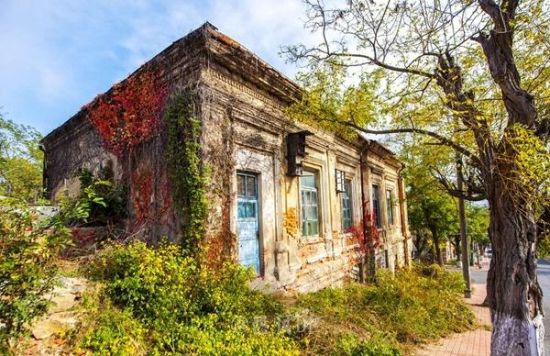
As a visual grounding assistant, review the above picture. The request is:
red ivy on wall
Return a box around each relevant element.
[347,204,382,254]
[84,69,167,157]
[158,172,173,225]
[132,170,153,225]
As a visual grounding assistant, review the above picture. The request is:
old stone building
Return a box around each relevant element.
[42,23,411,292]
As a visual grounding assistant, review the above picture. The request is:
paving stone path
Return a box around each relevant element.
[415,282,491,356]
[20,277,87,355]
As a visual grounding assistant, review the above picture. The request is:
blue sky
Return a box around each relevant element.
[0,0,314,135]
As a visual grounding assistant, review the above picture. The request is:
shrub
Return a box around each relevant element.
[79,241,298,355]
[295,264,475,354]
[75,243,474,355]
[296,285,402,355]
[55,169,126,227]
[86,241,199,325]
[337,333,401,356]
[0,200,71,349]
[76,295,146,356]
[366,265,475,343]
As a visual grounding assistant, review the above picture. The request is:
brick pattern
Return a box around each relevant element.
[415,282,491,356]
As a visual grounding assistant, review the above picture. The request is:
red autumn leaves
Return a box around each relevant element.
[347,208,382,255]
[85,69,167,157]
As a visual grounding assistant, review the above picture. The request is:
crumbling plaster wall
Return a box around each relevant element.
[363,143,412,271]
[198,57,409,292]
[42,28,207,243]
[42,117,121,200]
[42,23,411,292]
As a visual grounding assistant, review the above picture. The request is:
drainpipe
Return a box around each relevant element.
[359,144,366,283]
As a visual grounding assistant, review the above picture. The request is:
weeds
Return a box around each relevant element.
[75,241,298,355]
[71,242,475,355]
[293,264,475,355]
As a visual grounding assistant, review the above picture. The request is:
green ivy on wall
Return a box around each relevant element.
[164,92,207,259]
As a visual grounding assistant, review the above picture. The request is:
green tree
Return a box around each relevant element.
[285,1,550,352]
[401,142,458,265]
[408,182,458,265]
[466,204,490,248]
[0,112,43,202]
[0,200,71,350]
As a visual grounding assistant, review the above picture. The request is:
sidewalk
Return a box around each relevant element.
[415,280,491,355]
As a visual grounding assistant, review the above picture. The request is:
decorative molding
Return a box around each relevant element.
[207,67,285,110]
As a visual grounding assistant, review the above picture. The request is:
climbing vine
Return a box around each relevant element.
[84,69,167,157]
[347,207,382,255]
[164,92,207,259]
[131,169,153,226]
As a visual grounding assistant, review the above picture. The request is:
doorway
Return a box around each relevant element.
[236,172,261,274]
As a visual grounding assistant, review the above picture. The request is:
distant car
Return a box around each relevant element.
[484,248,493,258]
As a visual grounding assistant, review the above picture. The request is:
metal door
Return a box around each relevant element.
[237,172,260,273]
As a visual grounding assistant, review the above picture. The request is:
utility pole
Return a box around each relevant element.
[456,154,472,298]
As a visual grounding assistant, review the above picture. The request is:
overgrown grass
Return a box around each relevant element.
[294,264,476,355]
[69,242,475,355]
[72,241,298,355]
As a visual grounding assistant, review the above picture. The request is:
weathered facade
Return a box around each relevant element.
[42,23,411,292]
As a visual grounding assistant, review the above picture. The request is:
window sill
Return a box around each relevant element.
[299,235,323,245]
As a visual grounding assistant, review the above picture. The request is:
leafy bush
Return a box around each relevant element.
[55,169,126,227]
[294,264,475,355]
[76,294,146,356]
[366,265,474,343]
[78,241,298,355]
[0,200,71,349]
[74,243,474,355]
[337,333,401,356]
[296,284,402,355]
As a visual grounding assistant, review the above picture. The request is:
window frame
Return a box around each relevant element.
[386,189,395,226]
[299,170,320,237]
[341,179,353,231]
[372,184,382,228]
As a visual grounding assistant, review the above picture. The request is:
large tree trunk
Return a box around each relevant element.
[486,186,544,355]
[473,2,544,353]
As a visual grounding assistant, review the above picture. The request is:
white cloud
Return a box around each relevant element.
[116,0,317,78]
[206,0,315,76]
[0,0,318,133]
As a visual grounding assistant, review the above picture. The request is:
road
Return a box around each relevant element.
[468,265,487,285]
[537,259,550,352]
[467,259,550,352]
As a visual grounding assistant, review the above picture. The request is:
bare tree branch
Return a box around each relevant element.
[341,121,483,166]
